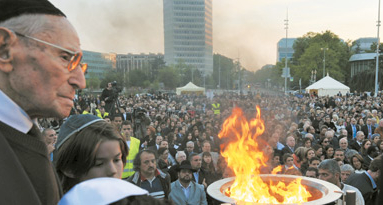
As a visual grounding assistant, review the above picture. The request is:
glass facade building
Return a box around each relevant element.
[349,53,377,77]
[82,50,116,80]
[116,53,164,72]
[163,0,213,74]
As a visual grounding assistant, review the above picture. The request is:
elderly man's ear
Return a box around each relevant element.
[0,28,16,72]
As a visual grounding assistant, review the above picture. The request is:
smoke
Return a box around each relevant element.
[51,0,378,72]
[52,0,164,54]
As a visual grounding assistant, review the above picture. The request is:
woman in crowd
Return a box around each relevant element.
[313,144,325,161]
[292,147,307,169]
[282,153,301,176]
[324,144,335,159]
[334,118,345,136]
[350,153,366,173]
[372,134,381,146]
[377,140,383,152]
[141,126,156,149]
[302,138,312,149]
[202,152,216,174]
[55,115,128,193]
[360,139,372,156]
[300,148,315,175]
[319,136,330,148]
[157,147,170,173]
[181,132,195,150]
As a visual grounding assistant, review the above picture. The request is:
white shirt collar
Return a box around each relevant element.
[0,89,33,133]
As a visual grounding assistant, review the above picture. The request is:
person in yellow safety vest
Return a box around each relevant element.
[212,102,220,115]
[96,106,109,119]
[121,121,140,179]
[82,104,91,115]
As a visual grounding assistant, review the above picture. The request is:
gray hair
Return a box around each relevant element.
[325,130,334,138]
[318,159,340,174]
[340,164,355,173]
[175,151,186,160]
[356,131,364,136]
[345,149,359,162]
[0,14,52,36]
[186,141,194,147]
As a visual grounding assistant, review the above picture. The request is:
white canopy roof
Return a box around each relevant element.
[305,74,350,96]
[176,82,205,95]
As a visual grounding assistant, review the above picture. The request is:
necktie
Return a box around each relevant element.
[368,125,372,138]
[352,125,356,138]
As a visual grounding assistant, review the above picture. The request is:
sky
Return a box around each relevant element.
[51,0,380,72]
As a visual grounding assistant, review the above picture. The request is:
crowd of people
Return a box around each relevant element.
[2,0,383,204]
[36,88,383,204]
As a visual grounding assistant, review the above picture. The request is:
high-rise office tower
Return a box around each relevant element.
[163,0,213,74]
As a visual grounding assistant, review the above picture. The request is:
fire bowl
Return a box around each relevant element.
[207,174,342,204]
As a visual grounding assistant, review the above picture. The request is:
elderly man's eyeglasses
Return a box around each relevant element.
[14,31,87,73]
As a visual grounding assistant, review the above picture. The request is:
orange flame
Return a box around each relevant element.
[218,106,311,204]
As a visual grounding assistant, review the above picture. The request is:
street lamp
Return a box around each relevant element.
[284,10,289,94]
[321,47,329,78]
[310,70,317,85]
[375,0,381,97]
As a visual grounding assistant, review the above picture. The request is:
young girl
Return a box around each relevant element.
[202,152,216,173]
[55,115,128,193]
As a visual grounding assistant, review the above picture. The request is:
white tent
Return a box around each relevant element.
[305,74,350,97]
[176,82,205,95]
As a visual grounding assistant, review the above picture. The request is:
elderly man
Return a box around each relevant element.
[338,137,352,156]
[318,159,364,205]
[362,117,375,139]
[42,128,57,159]
[169,160,207,205]
[128,150,171,199]
[281,135,296,155]
[346,158,381,205]
[349,131,365,152]
[184,141,195,157]
[168,151,187,182]
[0,0,86,204]
[340,164,354,183]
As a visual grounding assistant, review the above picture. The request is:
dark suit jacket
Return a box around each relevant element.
[346,124,361,140]
[0,122,62,205]
[192,168,211,186]
[346,172,378,205]
[349,139,362,152]
[281,146,295,156]
[362,125,376,139]
[363,155,373,168]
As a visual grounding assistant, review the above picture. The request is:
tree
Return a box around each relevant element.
[149,56,166,81]
[213,54,236,89]
[128,69,149,88]
[158,66,181,89]
[100,70,123,89]
[290,31,351,88]
[86,72,101,91]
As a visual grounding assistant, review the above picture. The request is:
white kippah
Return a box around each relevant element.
[59,178,148,205]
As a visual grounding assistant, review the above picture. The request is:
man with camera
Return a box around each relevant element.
[101,82,114,112]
